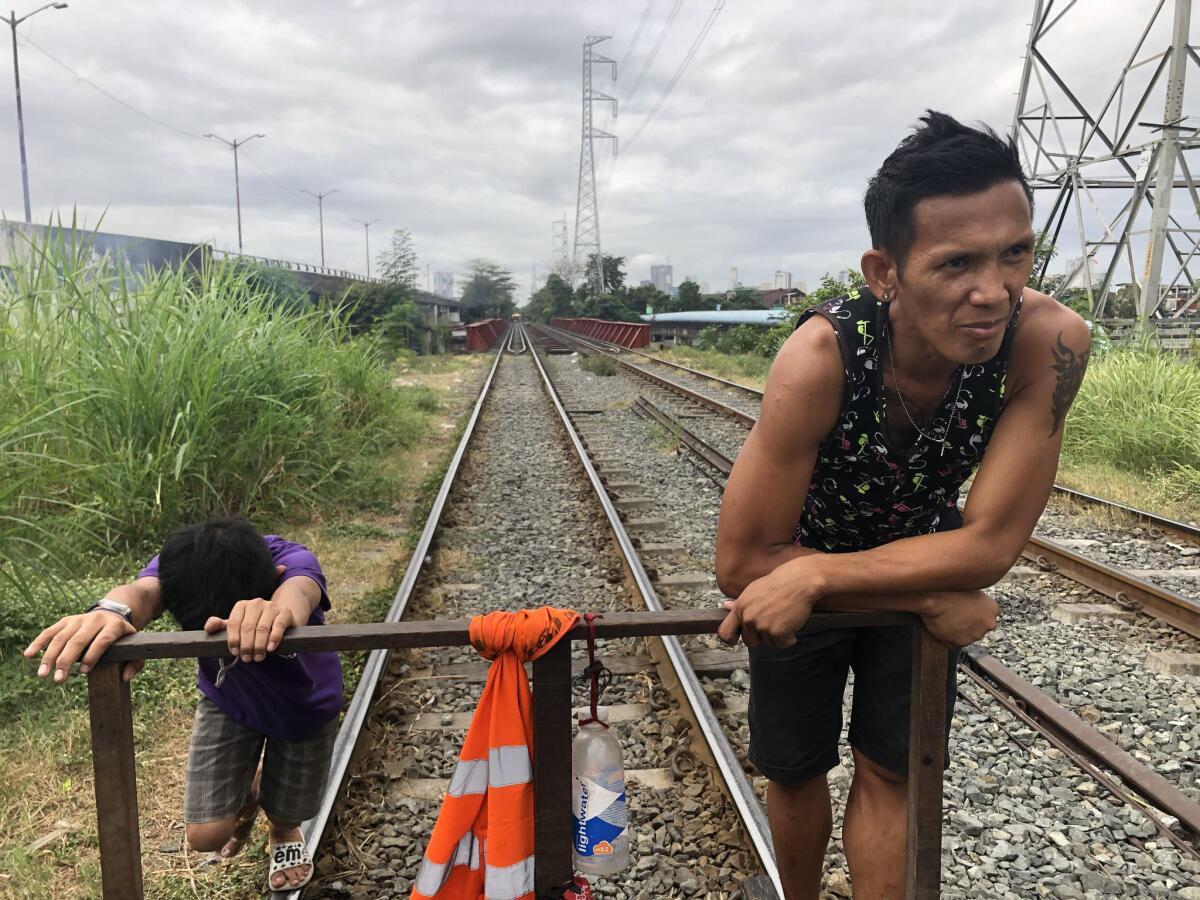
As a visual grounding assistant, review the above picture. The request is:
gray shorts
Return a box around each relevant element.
[183,697,338,825]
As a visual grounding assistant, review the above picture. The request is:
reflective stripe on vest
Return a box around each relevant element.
[444,745,532,799]
[414,831,482,895]
[485,854,535,900]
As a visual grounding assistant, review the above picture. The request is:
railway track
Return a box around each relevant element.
[531,323,1200,896]
[297,326,778,899]
[542,325,1200,637]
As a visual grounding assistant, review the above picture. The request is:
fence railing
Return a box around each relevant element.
[85,608,950,899]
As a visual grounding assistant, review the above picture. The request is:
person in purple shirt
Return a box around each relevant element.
[26,517,344,892]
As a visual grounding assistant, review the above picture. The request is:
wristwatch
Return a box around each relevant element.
[86,598,134,625]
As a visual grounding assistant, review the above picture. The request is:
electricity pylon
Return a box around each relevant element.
[1012,0,1199,322]
[574,35,617,294]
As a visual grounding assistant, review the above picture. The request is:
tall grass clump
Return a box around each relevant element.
[1062,347,1200,503]
[1,226,415,601]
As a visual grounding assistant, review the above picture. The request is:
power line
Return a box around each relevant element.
[622,0,684,106]
[618,0,657,72]
[625,0,724,151]
[21,34,207,141]
[239,148,305,200]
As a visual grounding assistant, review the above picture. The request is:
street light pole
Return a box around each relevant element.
[4,3,68,224]
[302,187,340,267]
[205,132,265,254]
[352,217,379,277]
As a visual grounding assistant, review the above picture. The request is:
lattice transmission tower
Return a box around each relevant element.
[552,216,569,269]
[1013,0,1199,321]
[574,36,618,293]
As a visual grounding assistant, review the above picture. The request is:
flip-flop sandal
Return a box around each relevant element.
[218,794,260,861]
[267,839,313,893]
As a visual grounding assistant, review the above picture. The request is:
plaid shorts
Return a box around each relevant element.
[183,696,338,825]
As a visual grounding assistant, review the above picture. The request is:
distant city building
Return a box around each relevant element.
[796,279,808,293]
[434,270,455,299]
[651,264,673,295]
[639,279,652,288]
[775,270,793,290]
[835,269,850,285]
[729,267,739,290]
[757,281,773,291]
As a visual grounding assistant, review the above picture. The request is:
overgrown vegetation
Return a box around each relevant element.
[1061,347,1200,508]
[579,354,617,376]
[0,228,425,620]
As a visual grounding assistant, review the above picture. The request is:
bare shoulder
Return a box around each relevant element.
[1009,289,1091,385]
[757,313,844,447]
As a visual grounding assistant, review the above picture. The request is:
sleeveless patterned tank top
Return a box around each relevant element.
[793,286,1022,553]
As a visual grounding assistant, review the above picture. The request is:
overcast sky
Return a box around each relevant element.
[0,1,1187,300]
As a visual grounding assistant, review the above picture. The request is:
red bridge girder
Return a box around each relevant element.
[550,317,649,349]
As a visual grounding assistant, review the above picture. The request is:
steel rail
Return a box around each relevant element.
[627,399,1200,852]
[632,395,735,479]
[961,647,1200,843]
[543,325,758,426]
[282,342,507,900]
[552,328,1200,548]
[528,337,784,896]
[1049,484,1200,542]
[562,327,766,398]
[506,321,528,354]
[549,330,1200,639]
[1022,534,1200,639]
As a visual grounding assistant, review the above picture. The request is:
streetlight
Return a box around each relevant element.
[4,2,68,224]
[204,132,264,254]
[352,217,379,277]
[301,187,339,268]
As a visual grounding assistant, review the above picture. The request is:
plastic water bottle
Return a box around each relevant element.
[571,707,630,876]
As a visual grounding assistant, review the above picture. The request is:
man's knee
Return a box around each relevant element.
[186,819,235,852]
[852,747,906,788]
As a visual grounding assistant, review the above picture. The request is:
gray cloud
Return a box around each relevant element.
[0,1,1179,297]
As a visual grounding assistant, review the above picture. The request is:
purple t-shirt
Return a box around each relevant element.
[140,535,344,741]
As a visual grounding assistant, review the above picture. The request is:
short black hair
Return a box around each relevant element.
[864,110,1033,267]
[157,517,277,631]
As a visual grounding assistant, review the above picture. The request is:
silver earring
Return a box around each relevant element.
[882,292,889,301]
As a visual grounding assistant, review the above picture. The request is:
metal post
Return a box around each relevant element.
[10,13,29,224]
[232,141,243,253]
[303,188,339,269]
[205,132,264,255]
[88,663,144,900]
[353,218,379,278]
[6,4,68,224]
[532,639,573,894]
[1141,0,1191,324]
[906,626,950,899]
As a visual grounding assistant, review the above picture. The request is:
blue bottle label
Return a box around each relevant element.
[572,774,627,857]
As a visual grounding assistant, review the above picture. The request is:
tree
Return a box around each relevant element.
[676,279,702,311]
[577,291,642,323]
[377,228,418,292]
[625,283,668,315]
[579,254,626,298]
[1028,230,1056,289]
[460,258,516,321]
[723,286,766,310]
[526,274,576,322]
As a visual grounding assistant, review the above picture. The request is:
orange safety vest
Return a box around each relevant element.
[411,607,578,900]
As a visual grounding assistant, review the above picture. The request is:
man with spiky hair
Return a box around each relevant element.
[716,111,1089,897]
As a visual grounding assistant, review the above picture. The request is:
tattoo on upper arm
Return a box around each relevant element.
[1048,332,1089,437]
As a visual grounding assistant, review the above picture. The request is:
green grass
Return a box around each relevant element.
[580,354,618,376]
[1060,347,1200,510]
[0,225,425,620]
[651,346,771,387]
